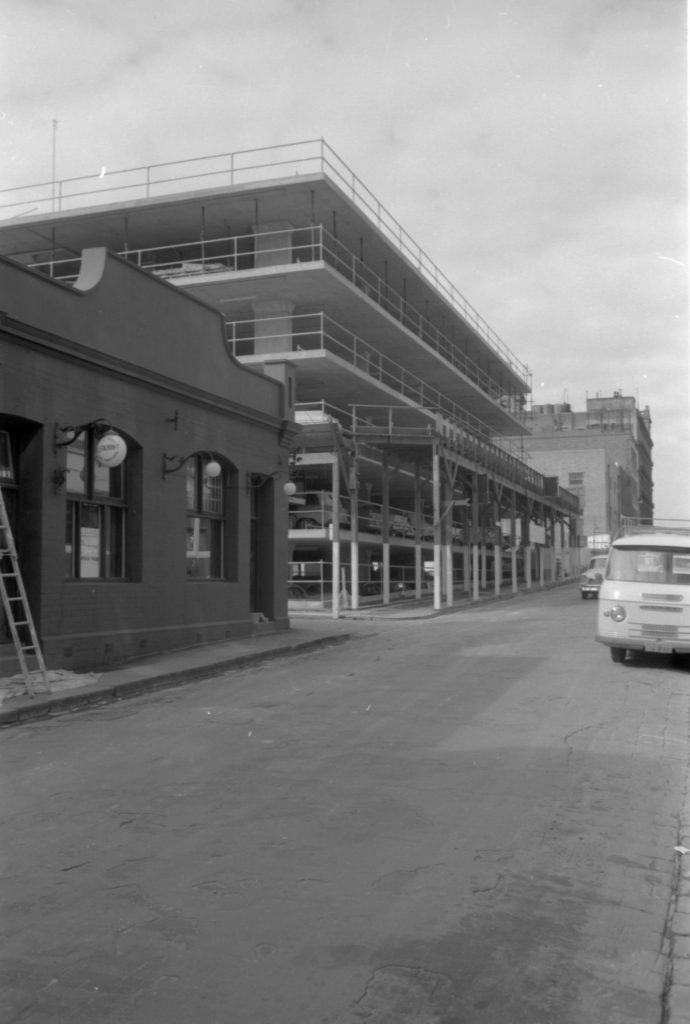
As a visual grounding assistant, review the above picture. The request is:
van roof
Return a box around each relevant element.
[613,532,690,550]
[614,519,690,543]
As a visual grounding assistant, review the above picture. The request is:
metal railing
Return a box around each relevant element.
[0,138,527,381]
[288,491,438,542]
[227,311,519,440]
[291,400,578,515]
[27,223,529,392]
[119,224,529,393]
[350,403,578,513]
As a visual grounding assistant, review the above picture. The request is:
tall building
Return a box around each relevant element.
[0,140,579,615]
[500,393,653,559]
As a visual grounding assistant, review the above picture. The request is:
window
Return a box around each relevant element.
[65,432,126,579]
[569,472,584,486]
[608,546,690,585]
[0,431,15,482]
[186,455,225,578]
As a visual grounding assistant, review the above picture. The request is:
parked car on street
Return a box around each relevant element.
[579,554,608,599]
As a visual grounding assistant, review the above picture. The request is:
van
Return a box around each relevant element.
[596,521,690,663]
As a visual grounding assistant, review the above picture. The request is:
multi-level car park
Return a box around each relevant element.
[0,140,579,615]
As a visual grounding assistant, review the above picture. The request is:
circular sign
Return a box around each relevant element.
[95,431,127,468]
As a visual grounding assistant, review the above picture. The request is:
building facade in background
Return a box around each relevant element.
[0,140,580,631]
[500,393,653,559]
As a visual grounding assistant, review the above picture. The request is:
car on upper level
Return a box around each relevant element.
[289,490,350,530]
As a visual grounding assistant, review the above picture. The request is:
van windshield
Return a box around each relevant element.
[608,545,690,585]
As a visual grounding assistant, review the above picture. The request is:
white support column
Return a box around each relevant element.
[383,543,391,604]
[331,460,341,618]
[414,471,423,599]
[445,542,454,607]
[433,445,442,611]
[351,539,359,611]
[382,459,391,605]
[494,543,501,596]
[525,545,533,589]
[349,455,359,611]
[511,548,518,593]
[252,220,293,268]
[250,299,296,356]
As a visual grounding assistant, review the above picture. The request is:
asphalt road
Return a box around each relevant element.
[2,586,689,1024]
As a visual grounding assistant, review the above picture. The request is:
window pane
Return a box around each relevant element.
[65,502,75,576]
[186,515,222,578]
[186,461,197,511]
[209,518,222,577]
[202,472,223,514]
[0,431,14,482]
[105,506,125,578]
[79,503,101,578]
[186,515,206,577]
[93,459,123,499]
[66,440,87,495]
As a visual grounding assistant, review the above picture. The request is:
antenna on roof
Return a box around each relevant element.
[51,119,58,213]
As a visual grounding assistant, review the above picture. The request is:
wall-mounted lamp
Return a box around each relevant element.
[162,452,222,479]
[246,471,296,496]
[53,419,128,486]
[55,418,109,448]
[246,453,298,496]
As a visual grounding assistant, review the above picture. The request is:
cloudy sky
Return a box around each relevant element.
[1,0,687,515]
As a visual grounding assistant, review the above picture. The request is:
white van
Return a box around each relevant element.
[596,521,690,663]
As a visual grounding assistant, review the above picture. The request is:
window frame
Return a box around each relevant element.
[185,454,226,580]
[65,430,128,580]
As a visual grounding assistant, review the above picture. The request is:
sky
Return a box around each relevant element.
[0,0,688,516]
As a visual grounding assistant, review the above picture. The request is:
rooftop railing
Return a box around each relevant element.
[0,138,527,382]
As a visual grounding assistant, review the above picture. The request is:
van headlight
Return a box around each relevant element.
[604,605,627,622]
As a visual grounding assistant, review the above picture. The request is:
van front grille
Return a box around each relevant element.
[639,625,679,639]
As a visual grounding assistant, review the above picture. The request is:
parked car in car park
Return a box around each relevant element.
[289,490,350,530]
[579,554,609,599]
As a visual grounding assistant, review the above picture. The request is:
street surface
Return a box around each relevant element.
[2,585,690,1024]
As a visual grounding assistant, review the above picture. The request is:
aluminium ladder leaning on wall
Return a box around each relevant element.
[0,487,48,696]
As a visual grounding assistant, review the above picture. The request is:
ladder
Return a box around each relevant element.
[0,488,48,696]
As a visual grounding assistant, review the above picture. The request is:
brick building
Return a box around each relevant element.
[0,247,297,672]
[500,393,653,562]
